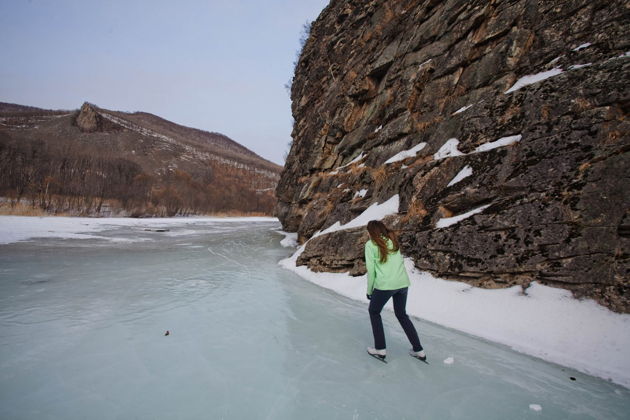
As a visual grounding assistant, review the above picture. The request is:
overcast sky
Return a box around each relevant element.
[0,0,330,165]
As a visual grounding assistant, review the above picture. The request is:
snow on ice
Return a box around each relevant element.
[277,231,298,248]
[443,357,455,365]
[529,404,543,412]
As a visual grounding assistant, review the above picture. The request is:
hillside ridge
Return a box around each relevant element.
[0,101,281,216]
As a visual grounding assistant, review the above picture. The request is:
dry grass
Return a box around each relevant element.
[437,205,454,218]
[400,198,428,224]
[572,97,592,112]
[540,104,551,121]
[0,201,272,218]
[413,114,444,132]
[371,166,389,185]
[498,104,521,124]
[347,162,369,176]
[0,202,58,216]
[606,129,623,144]
[578,161,591,172]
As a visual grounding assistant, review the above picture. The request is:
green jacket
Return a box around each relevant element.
[364,238,410,295]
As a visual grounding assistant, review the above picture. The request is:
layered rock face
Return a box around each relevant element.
[276,0,630,312]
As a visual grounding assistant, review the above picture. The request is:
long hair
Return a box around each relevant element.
[367,220,400,263]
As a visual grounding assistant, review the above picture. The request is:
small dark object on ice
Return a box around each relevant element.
[570,376,576,381]
[164,330,170,336]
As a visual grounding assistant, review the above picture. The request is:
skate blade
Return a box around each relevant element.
[411,356,429,365]
[367,351,387,363]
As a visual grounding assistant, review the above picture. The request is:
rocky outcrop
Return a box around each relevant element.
[276,0,630,312]
[75,102,127,133]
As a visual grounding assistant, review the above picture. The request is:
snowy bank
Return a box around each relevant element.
[0,216,277,245]
[280,245,630,388]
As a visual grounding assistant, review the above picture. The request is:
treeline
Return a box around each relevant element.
[0,137,276,216]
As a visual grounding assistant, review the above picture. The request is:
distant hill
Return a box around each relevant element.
[0,101,283,216]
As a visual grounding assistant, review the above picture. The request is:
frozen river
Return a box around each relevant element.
[0,220,628,419]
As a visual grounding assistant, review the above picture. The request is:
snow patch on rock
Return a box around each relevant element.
[447,165,473,187]
[572,42,591,51]
[313,195,400,238]
[385,142,427,164]
[474,135,522,153]
[452,104,473,115]
[434,138,464,160]
[505,68,563,93]
[436,204,491,228]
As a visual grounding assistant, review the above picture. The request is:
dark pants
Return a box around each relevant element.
[369,287,423,352]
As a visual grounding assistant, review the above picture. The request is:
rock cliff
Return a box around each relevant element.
[276,0,630,312]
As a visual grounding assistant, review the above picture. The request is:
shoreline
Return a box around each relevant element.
[0,215,278,245]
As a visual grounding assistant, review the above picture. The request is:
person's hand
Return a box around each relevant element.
[366,294,372,300]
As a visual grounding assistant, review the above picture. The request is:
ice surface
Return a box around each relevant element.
[505,68,563,93]
[0,216,276,245]
[529,404,543,412]
[447,165,473,187]
[434,138,464,160]
[444,357,455,365]
[384,142,427,164]
[1,218,630,419]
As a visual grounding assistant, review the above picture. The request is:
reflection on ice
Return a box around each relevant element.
[0,218,628,419]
